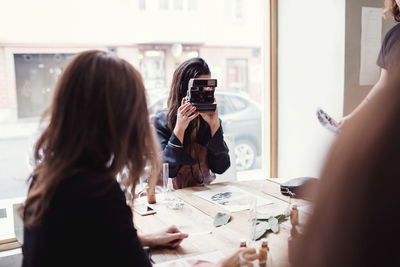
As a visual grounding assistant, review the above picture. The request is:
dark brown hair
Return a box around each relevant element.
[384,0,400,22]
[291,64,400,266]
[166,57,210,138]
[22,50,160,226]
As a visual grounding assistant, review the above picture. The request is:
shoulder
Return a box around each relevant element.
[383,23,400,45]
[153,111,169,130]
[54,171,121,203]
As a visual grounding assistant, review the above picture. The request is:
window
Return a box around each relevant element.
[158,0,169,10]
[139,0,146,10]
[14,54,74,118]
[226,59,248,92]
[139,50,166,89]
[229,95,247,112]
[0,0,269,221]
[225,0,243,21]
[173,0,183,10]
[187,0,196,11]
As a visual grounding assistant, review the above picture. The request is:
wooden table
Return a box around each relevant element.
[134,179,310,266]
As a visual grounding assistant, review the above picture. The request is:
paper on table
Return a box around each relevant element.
[154,251,225,267]
[359,7,382,86]
[193,185,273,212]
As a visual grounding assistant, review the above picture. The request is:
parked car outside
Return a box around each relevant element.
[148,89,262,171]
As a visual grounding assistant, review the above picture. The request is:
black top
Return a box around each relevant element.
[153,112,230,178]
[377,22,400,70]
[22,171,152,267]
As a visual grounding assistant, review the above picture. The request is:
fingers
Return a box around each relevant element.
[187,111,199,121]
[178,102,191,113]
[169,239,183,248]
[166,233,188,248]
[178,103,197,117]
[167,225,179,233]
[240,248,258,261]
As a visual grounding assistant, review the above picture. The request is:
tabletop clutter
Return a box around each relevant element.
[127,171,311,266]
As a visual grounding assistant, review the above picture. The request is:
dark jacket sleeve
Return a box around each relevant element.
[197,118,231,174]
[153,112,196,177]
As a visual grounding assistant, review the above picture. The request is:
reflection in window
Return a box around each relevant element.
[14,54,74,118]
[226,59,248,92]
[139,50,166,89]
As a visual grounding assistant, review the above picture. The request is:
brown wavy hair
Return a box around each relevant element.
[166,58,210,144]
[22,50,160,226]
[384,0,400,22]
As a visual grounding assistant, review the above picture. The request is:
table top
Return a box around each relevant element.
[133,179,310,266]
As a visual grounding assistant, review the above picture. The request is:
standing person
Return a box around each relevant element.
[291,61,400,266]
[339,0,400,127]
[21,50,256,267]
[153,58,230,189]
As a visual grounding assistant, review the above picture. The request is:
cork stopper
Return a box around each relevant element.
[146,186,156,204]
[261,239,268,248]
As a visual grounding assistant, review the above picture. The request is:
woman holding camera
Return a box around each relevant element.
[153,57,230,189]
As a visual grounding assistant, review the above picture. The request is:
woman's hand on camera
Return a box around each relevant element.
[173,98,199,143]
[200,107,220,137]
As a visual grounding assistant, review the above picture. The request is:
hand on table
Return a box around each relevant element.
[139,225,188,248]
[216,248,258,267]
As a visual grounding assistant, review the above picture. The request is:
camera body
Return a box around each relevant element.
[186,78,217,113]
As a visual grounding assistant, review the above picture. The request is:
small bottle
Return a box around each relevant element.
[165,178,175,202]
[259,239,269,267]
[239,239,247,247]
[290,205,299,226]
[146,186,156,204]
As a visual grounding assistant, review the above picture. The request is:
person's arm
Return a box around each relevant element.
[206,122,231,174]
[340,68,389,128]
[138,225,188,248]
[153,113,196,177]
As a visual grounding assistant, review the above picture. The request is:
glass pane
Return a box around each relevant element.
[0,0,269,212]
[14,54,74,118]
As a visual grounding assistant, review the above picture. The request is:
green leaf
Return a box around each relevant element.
[254,221,271,240]
[213,212,231,227]
[268,217,279,233]
[275,214,288,224]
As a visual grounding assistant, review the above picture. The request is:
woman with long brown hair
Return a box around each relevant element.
[153,57,230,189]
[21,50,189,267]
[21,50,257,267]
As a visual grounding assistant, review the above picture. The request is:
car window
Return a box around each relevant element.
[216,94,233,115]
[229,96,247,112]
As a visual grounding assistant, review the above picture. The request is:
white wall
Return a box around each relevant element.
[277,0,345,178]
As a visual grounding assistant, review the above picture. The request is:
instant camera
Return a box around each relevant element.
[186,78,217,112]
